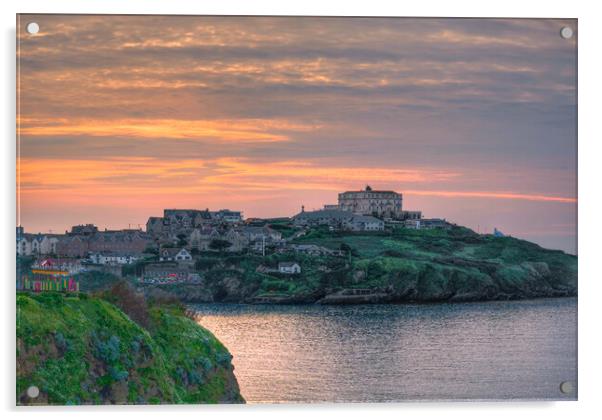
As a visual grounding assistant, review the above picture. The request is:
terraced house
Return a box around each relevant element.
[293,208,384,232]
[16,229,61,256]
[146,208,243,237]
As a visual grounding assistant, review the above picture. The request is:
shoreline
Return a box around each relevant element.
[182,293,578,308]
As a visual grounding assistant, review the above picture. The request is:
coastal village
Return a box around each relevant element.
[17,186,453,288]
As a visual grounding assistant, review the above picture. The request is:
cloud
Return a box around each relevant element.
[404,190,576,203]
[16,15,577,252]
[19,117,317,143]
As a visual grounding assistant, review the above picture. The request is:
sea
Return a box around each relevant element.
[192,298,577,403]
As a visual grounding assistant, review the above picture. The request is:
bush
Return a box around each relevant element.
[195,258,219,271]
[103,281,151,329]
[76,271,121,292]
[109,366,129,382]
[143,246,158,255]
[216,351,233,367]
[91,333,121,363]
[209,239,232,252]
[54,331,70,353]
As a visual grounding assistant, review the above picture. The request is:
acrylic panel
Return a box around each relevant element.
[16,15,577,405]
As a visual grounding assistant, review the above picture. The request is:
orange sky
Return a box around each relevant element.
[17,16,577,253]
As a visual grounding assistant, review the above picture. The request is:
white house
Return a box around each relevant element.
[403,219,421,229]
[89,252,141,265]
[278,262,301,274]
[17,237,32,256]
[159,247,192,262]
[346,215,385,231]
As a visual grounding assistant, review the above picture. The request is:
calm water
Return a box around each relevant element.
[192,298,577,403]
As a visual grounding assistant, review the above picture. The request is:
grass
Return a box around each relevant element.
[237,226,576,300]
[16,292,243,405]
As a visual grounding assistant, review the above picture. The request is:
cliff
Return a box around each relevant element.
[16,292,244,405]
[138,225,576,304]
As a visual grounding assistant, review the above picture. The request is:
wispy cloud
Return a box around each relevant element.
[16,15,577,252]
[19,117,317,142]
[404,190,576,203]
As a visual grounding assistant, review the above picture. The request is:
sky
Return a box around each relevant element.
[17,15,577,253]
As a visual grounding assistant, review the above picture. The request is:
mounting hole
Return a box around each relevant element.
[26,385,40,398]
[26,22,40,35]
[560,27,573,40]
[559,381,574,394]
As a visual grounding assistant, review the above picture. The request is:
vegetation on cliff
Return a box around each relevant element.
[16,288,244,405]
[141,225,576,304]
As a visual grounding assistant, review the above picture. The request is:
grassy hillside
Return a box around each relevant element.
[142,225,576,304]
[16,291,244,405]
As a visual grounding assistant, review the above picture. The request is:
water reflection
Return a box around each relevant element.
[193,298,577,403]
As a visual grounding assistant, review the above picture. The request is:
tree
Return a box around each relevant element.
[176,233,188,247]
[209,239,232,253]
[339,242,352,252]
[339,242,359,258]
[104,281,150,329]
[143,246,158,255]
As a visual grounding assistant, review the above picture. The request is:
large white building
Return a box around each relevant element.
[338,185,403,219]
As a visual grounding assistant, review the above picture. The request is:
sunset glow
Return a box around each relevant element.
[17,16,577,252]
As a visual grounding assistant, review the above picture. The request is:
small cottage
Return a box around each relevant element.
[278,262,301,274]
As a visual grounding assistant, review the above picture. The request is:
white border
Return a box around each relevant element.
[2,1,601,419]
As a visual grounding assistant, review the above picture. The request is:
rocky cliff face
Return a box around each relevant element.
[16,292,244,405]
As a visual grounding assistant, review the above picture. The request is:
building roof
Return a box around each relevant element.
[278,262,300,268]
[90,230,151,242]
[239,226,278,235]
[351,215,384,224]
[36,258,81,266]
[340,190,398,195]
[291,244,322,250]
[293,209,354,220]
[160,247,190,258]
[90,251,143,257]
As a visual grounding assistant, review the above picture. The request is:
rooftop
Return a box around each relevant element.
[294,209,355,220]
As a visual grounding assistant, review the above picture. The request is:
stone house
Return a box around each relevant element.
[223,229,249,252]
[146,217,165,237]
[189,226,222,251]
[68,224,99,236]
[88,230,152,254]
[238,226,282,242]
[293,209,384,232]
[338,185,403,219]
[211,209,243,223]
[292,209,355,229]
[345,215,385,231]
[56,235,88,258]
